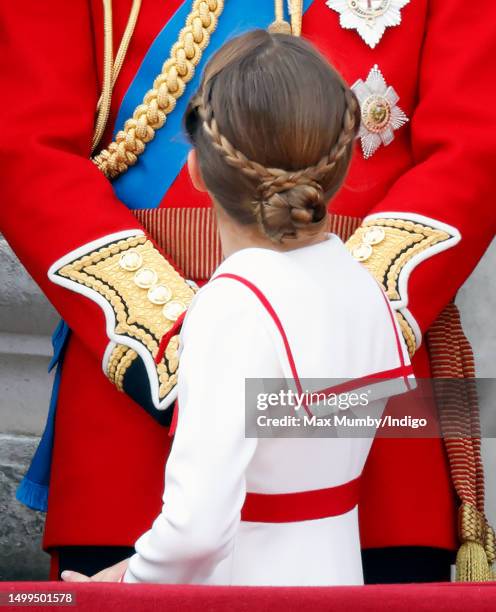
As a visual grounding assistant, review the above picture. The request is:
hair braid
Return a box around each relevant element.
[198,100,273,183]
[196,86,359,240]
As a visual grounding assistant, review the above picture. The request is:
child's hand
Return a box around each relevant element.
[61,558,129,583]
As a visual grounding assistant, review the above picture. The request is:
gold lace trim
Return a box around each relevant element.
[395,311,416,357]
[346,218,451,302]
[53,235,194,399]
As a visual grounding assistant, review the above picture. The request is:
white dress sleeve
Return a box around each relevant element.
[124,280,276,584]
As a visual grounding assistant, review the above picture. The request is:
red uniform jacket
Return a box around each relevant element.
[1,0,495,552]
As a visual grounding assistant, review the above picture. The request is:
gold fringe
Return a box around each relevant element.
[455,502,495,581]
[456,541,493,582]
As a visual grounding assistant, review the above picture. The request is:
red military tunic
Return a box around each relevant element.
[1,0,495,556]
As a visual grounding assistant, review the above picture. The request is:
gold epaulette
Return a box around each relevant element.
[346,213,461,354]
[48,230,196,409]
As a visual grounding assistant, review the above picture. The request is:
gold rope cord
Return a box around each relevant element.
[92,0,224,178]
[457,326,486,513]
[92,0,114,152]
[107,0,142,94]
[426,303,495,580]
[93,0,143,152]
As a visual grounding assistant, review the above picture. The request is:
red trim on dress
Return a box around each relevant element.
[316,365,413,398]
[169,400,179,438]
[155,311,186,365]
[213,273,412,412]
[241,476,361,523]
[375,284,414,390]
[214,273,309,413]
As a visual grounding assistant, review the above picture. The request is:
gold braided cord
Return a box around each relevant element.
[110,0,142,90]
[92,0,114,153]
[93,0,224,178]
[93,0,142,151]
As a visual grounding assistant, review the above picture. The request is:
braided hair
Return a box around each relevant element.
[185,30,360,242]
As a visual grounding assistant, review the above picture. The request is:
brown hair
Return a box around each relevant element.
[184,30,360,242]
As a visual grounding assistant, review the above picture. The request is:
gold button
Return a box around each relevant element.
[119,250,143,272]
[134,268,158,289]
[352,243,373,262]
[148,284,172,305]
[163,300,186,321]
[363,226,386,246]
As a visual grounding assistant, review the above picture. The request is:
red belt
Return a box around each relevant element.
[241,476,361,523]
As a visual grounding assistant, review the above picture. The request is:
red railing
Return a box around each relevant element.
[0,582,495,611]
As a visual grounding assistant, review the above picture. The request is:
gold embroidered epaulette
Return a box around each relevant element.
[346,213,461,354]
[48,230,196,410]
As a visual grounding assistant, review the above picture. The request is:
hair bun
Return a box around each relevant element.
[259,182,327,241]
[286,183,326,226]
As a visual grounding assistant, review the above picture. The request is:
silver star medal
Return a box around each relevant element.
[326,0,410,49]
[352,64,408,159]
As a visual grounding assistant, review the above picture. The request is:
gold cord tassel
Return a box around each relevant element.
[427,308,495,583]
[456,542,492,582]
[456,503,494,581]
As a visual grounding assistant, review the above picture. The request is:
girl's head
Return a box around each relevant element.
[185,30,359,245]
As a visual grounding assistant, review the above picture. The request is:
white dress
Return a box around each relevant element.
[124,235,413,586]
